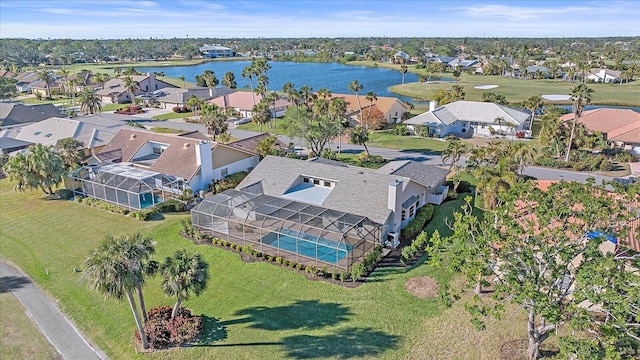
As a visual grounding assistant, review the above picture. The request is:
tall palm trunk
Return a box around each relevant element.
[172,296,183,319]
[136,286,147,323]
[126,289,149,349]
[564,117,579,162]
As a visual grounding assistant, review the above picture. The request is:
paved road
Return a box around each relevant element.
[0,261,106,360]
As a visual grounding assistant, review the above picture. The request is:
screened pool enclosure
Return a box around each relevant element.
[67,163,185,210]
[191,189,381,271]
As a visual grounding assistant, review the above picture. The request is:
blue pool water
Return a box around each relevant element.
[261,229,351,264]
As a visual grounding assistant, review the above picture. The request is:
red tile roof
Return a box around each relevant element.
[560,108,640,140]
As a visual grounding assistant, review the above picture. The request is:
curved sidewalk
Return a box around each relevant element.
[0,261,106,360]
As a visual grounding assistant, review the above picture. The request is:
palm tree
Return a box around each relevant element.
[511,143,537,175]
[123,75,139,104]
[241,63,257,106]
[251,100,271,133]
[316,88,332,100]
[178,75,186,88]
[365,91,377,128]
[282,82,298,107]
[92,73,109,90]
[222,71,236,89]
[83,236,150,349]
[160,249,209,319]
[201,71,218,89]
[55,138,85,170]
[299,85,314,110]
[3,143,65,195]
[200,104,228,140]
[350,126,370,155]
[113,67,122,76]
[474,163,516,211]
[266,91,279,127]
[348,80,364,124]
[120,233,158,324]
[59,68,71,100]
[78,88,102,114]
[523,95,544,131]
[441,137,469,173]
[36,67,53,99]
[565,84,594,162]
[400,65,408,84]
[329,97,348,154]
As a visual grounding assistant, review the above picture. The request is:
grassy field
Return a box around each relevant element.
[0,292,62,360]
[0,181,457,360]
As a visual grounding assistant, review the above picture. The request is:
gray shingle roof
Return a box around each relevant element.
[404,101,530,127]
[0,103,62,127]
[237,156,414,225]
[376,161,450,189]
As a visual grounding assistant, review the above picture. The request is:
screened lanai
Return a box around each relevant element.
[192,189,381,271]
[67,163,184,210]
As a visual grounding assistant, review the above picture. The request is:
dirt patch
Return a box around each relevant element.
[405,276,439,298]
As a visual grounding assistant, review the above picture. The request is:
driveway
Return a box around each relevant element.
[0,261,106,360]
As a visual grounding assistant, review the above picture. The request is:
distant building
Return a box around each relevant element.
[199,44,235,58]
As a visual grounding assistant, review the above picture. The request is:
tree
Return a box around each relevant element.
[427,197,494,295]
[364,91,377,128]
[349,126,370,155]
[222,71,236,89]
[481,92,508,106]
[36,67,53,99]
[196,70,218,89]
[348,80,364,124]
[241,63,257,106]
[92,73,109,90]
[123,75,139,104]
[510,142,537,175]
[438,181,638,359]
[0,76,17,101]
[283,107,340,156]
[329,97,348,154]
[523,95,544,131]
[565,84,594,162]
[119,233,158,324]
[178,75,186,88]
[473,161,517,211]
[78,88,102,115]
[400,64,408,84]
[200,104,227,140]
[251,99,271,133]
[82,235,152,349]
[441,137,469,173]
[282,82,299,107]
[160,249,209,319]
[255,135,279,159]
[539,106,568,158]
[186,95,203,112]
[3,143,65,195]
[55,138,85,170]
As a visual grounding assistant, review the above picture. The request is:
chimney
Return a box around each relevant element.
[429,100,437,112]
[209,87,214,98]
[388,179,403,234]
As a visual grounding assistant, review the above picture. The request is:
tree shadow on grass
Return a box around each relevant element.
[222,300,353,331]
[281,327,400,359]
[194,315,228,346]
[0,276,31,293]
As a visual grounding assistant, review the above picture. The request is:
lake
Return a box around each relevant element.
[137,61,421,102]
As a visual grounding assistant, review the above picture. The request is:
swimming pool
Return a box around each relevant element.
[261,229,352,264]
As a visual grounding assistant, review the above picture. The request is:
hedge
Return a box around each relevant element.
[401,204,434,238]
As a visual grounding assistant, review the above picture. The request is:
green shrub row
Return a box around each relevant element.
[401,204,434,238]
[75,196,130,215]
[401,231,428,264]
[207,171,249,194]
[350,244,384,281]
[129,209,159,221]
[153,199,187,213]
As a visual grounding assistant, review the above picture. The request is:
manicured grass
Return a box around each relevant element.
[390,74,640,106]
[367,131,448,154]
[151,111,194,120]
[18,97,67,105]
[150,127,187,134]
[0,180,458,359]
[101,103,126,112]
[237,120,286,135]
[335,153,387,169]
[0,292,61,360]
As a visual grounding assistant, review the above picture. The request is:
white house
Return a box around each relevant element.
[586,69,621,83]
[404,101,532,138]
[199,44,235,58]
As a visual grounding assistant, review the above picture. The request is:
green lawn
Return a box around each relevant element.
[0,181,458,360]
[367,131,448,154]
[151,111,194,120]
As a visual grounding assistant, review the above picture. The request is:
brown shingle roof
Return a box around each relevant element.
[227,133,286,155]
[329,94,408,115]
[99,129,214,180]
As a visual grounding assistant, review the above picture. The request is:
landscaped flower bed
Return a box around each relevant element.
[115,105,144,115]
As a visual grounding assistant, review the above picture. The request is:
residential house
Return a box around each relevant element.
[425,56,458,67]
[29,77,63,98]
[153,87,235,109]
[96,128,259,192]
[225,133,287,156]
[234,155,449,238]
[0,103,62,129]
[199,44,235,58]
[560,108,640,155]
[586,68,621,83]
[393,51,410,63]
[12,71,39,93]
[404,100,531,138]
[209,92,292,118]
[2,114,138,158]
[0,137,32,155]
[97,73,177,104]
[449,58,478,70]
[329,94,409,126]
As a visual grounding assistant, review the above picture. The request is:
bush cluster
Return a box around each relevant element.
[207,171,248,195]
[358,152,385,164]
[394,125,409,136]
[535,151,612,172]
[401,231,428,264]
[75,197,129,215]
[129,209,159,221]
[154,199,187,213]
[55,188,74,200]
[400,204,434,238]
[172,106,189,113]
[140,306,202,349]
[115,105,144,115]
[601,148,638,163]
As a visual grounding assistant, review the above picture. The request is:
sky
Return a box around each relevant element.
[0,0,638,39]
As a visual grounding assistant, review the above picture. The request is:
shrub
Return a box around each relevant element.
[283,259,290,267]
[56,188,74,200]
[332,271,338,280]
[154,199,187,213]
[395,124,409,136]
[319,148,337,160]
[401,204,435,238]
[401,246,417,264]
[275,257,283,264]
[129,209,159,221]
[79,197,130,215]
[295,262,302,270]
[340,272,347,282]
[142,306,202,349]
[413,231,429,250]
[350,263,365,281]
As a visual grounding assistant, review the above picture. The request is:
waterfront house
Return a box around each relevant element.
[97,73,177,104]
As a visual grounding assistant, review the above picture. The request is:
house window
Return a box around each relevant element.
[33,131,41,135]
[155,84,158,90]
[44,133,53,138]
[145,85,149,91]
[313,179,320,185]
[409,205,415,218]
[221,168,228,177]
[323,181,331,187]
[401,209,406,221]
[303,177,310,183]
[152,147,164,155]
